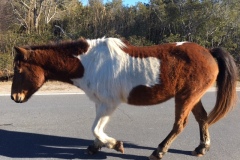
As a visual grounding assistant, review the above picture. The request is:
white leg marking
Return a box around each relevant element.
[92,103,117,149]
[200,138,210,145]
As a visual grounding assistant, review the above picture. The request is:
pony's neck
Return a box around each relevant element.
[30,41,87,83]
[44,52,84,83]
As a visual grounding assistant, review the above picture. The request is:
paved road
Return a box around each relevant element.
[0,92,239,160]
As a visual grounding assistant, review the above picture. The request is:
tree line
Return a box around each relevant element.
[0,0,239,80]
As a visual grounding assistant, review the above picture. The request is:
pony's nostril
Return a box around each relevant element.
[17,95,24,103]
[11,95,14,100]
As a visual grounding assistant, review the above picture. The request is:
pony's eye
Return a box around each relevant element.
[14,67,21,73]
[13,61,23,73]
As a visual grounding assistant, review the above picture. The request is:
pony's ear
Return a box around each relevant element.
[77,37,89,54]
[14,47,30,60]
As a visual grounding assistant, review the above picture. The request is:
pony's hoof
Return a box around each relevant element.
[149,150,165,160]
[149,154,161,160]
[192,150,204,157]
[114,141,124,153]
[85,145,101,155]
[192,144,210,157]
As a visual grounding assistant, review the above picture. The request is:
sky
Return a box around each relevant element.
[81,0,149,6]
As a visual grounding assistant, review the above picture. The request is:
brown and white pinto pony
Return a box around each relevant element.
[11,37,237,160]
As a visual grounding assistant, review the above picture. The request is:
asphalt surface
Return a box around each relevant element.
[0,92,239,160]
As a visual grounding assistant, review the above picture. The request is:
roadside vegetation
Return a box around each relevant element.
[0,0,239,80]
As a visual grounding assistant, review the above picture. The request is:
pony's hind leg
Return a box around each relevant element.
[149,93,202,160]
[86,103,124,155]
[191,100,210,156]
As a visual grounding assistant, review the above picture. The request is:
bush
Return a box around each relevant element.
[0,53,13,81]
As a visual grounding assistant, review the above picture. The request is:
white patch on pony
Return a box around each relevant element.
[200,139,210,145]
[72,37,161,105]
[176,41,188,46]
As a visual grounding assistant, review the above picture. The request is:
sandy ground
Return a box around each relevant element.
[0,81,83,95]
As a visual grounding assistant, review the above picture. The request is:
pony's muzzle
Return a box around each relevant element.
[11,93,26,103]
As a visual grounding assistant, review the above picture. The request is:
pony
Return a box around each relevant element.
[11,37,237,160]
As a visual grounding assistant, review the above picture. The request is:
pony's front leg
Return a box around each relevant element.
[86,103,124,155]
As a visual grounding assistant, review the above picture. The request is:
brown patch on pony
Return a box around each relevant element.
[121,42,174,58]
[126,42,218,106]
[123,43,175,105]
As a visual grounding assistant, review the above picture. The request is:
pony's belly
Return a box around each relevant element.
[127,85,173,106]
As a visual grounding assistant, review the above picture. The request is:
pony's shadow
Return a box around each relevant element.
[0,129,192,159]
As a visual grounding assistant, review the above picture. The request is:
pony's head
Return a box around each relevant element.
[11,47,45,103]
[11,38,89,103]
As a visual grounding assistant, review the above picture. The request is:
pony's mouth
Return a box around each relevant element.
[11,93,27,103]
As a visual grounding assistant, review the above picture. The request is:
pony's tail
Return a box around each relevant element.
[208,48,238,126]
